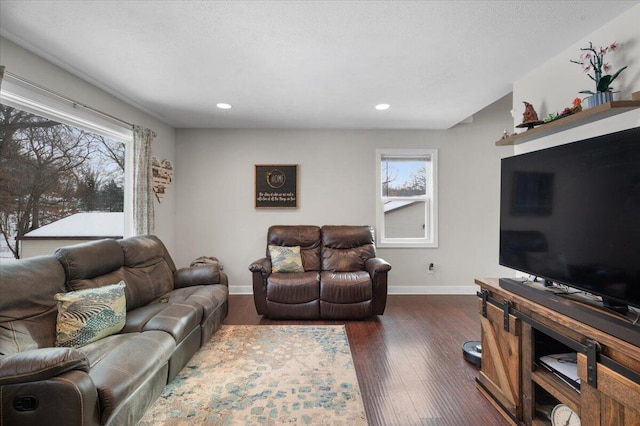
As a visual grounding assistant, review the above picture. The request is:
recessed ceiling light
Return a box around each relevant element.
[216,103,232,109]
[375,103,390,111]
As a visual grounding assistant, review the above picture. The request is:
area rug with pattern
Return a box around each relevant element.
[138,325,367,425]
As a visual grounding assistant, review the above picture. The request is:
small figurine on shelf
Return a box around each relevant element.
[500,129,513,140]
[561,97,583,116]
[516,101,544,130]
[522,102,539,122]
[544,112,560,123]
[544,98,584,123]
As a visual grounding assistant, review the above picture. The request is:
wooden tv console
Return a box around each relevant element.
[475,278,640,426]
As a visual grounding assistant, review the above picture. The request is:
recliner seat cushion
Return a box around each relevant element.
[121,304,168,333]
[320,271,372,303]
[267,272,320,304]
[84,330,175,424]
[121,285,228,346]
[155,285,229,322]
[141,303,201,343]
[320,300,372,320]
[266,300,320,319]
[79,333,139,368]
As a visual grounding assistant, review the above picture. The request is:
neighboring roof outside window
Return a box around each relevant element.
[383,200,418,213]
[20,212,124,239]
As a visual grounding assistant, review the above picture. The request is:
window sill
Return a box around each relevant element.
[377,240,438,249]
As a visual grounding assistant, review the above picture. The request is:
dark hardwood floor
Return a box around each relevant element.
[223,295,509,426]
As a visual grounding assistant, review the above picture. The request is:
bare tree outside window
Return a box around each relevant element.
[377,149,438,248]
[382,159,427,197]
[0,104,124,258]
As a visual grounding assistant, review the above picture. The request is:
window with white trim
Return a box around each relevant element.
[376,149,438,248]
[0,76,133,259]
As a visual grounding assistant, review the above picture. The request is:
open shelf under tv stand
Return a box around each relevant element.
[475,278,640,426]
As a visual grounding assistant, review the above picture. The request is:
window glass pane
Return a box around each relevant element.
[0,104,125,259]
[384,200,426,238]
[376,148,437,248]
[381,157,429,197]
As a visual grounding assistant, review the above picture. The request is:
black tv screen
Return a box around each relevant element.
[499,126,640,311]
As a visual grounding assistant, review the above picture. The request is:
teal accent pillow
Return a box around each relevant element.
[269,245,304,273]
[54,282,126,348]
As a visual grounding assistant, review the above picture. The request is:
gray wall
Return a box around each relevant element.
[512,5,640,154]
[174,95,514,294]
[0,37,178,254]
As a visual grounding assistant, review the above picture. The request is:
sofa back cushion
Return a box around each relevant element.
[321,225,376,272]
[117,235,176,308]
[54,239,125,290]
[54,235,176,311]
[0,256,66,355]
[267,225,321,271]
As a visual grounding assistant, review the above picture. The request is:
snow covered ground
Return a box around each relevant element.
[0,239,15,258]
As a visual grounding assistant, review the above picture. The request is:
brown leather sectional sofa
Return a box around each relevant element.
[249,225,391,319]
[0,235,228,426]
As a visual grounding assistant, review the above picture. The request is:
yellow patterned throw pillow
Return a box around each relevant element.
[54,282,127,348]
[269,245,304,273]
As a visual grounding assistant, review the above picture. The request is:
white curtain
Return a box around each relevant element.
[132,125,155,235]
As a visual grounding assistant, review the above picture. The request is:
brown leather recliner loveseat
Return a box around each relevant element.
[249,225,391,319]
[0,235,228,426]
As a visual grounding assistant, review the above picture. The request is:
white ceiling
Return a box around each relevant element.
[0,1,638,129]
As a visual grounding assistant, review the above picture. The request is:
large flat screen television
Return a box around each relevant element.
[499,126,640,312]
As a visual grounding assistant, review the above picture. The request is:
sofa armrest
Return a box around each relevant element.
[366,258,391,315]
[174,264,221,288]
[1,369,100,426]
[249,257,271,316]
[0,347,89,386]
[365,257,392,278]
[249,257,272,278]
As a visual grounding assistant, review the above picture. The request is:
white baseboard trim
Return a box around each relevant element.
[228,285,477,296]
[229,286,253,295]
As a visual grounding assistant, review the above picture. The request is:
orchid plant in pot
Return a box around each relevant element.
[570,41,627,108]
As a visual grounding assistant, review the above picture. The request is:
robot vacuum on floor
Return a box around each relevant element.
[462,340,482,367]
